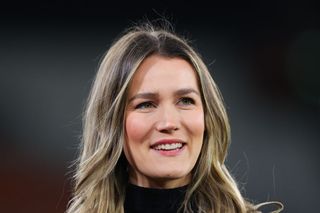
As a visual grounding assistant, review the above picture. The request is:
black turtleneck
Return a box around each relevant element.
[124,183,189,213]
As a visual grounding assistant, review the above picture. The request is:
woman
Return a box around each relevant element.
[66,21,283,213]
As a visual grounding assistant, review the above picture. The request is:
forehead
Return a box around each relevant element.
[128,55,200,95]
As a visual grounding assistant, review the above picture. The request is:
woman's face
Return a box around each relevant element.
[124,55,204,188]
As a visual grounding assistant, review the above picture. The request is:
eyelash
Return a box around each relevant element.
[135,101,155,109]
[178,97,195,105]
[134,97,195,110]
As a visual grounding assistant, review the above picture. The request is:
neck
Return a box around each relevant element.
[128,170,191,189]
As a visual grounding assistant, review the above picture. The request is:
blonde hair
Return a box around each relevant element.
[66,21,283,213]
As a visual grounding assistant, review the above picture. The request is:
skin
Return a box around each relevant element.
[124,54,205,189]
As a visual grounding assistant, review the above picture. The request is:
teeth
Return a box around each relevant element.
[153,143,183,150]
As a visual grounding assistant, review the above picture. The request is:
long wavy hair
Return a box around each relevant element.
[66,21,283,213]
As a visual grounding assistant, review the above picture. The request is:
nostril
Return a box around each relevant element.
[156,121,179,132]
[159,128,178,134]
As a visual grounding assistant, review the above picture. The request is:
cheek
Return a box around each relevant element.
[185,110,205,137]
[125,113,149,144]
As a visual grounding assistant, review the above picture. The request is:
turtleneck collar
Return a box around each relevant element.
[124,183,189,213]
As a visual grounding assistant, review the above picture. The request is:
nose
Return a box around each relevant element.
[155,105,180,133]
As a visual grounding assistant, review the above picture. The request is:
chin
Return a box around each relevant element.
[155,162,194,176]
[132,164,194,188]
[152,169,191,182]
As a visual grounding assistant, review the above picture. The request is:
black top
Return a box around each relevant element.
[124,183,189,213]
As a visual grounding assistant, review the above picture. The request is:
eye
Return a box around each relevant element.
[178,97,195,106]
[135,101,156,110]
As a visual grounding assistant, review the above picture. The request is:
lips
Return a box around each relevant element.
[150,139,186,151]
[153,143,183,150]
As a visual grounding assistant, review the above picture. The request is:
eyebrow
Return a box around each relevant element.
[128,88,200,103]
[175,88,200,97]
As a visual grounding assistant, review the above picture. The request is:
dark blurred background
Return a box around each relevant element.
[1,1,319,212]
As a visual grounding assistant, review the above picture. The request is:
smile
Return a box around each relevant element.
[153,143,184,151]
[150,139,186,156]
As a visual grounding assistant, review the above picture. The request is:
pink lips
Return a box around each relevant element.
[150,139,186,156]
